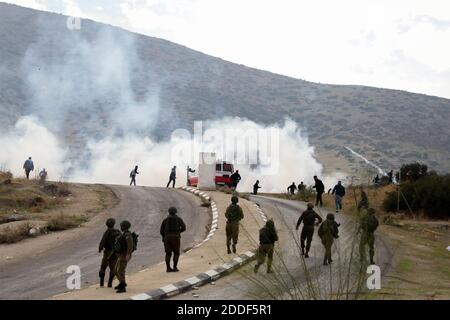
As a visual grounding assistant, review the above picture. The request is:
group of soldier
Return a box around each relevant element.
[98,206,186,293]
[98,181,379,292]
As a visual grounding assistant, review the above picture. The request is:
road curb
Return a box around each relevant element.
[128,188,269,300]
[130,251,256,300]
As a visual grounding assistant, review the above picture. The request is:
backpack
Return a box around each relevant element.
[318,221,330,239]
[367,215,379,233]
[113,231,139,253]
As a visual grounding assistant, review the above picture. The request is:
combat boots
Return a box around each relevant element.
[99,271,105,287]
[253,263,260,274]
[232,244,237,254]
[116,283,126,293]
[227,245,231,254]
[266,261,273,273]
[166,254,173,272]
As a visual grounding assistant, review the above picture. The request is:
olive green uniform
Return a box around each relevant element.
[318,219,339,264]
[359,210,379,264]
[358,190,369,210]
[98,228,121,285]
[296,209,322,255]
[255,223,278,273]
[160,214,186,254]
[225,203,244,247]
[115,230,134,284]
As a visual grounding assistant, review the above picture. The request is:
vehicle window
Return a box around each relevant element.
[223,164,232,172]
[216,164,222,171]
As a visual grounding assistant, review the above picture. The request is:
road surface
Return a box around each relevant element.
[172,195,392,300]
[0,186,209,299]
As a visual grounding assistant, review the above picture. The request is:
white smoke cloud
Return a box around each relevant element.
[0,116,69,180]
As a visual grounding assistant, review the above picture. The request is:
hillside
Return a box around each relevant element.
[1,3,450,174]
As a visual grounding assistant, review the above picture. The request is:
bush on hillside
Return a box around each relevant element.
[383,174,450,219]
[396,162,428,182]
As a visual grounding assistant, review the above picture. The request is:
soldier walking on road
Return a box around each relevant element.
[225,196,244,254]
[130,165,139,186]
[23,157,34,179]
[98,218,121,287]
[160,207,186,272]
[114,220,134,293]
[254,219,278,274]
[166,166,177,188]
[318,213,340,265]
[312,176,325,207]
[296,203,323,258]
[359,208,379,265]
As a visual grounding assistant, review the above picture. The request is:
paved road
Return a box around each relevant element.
[0,186,209,299]
[172,195,392,300]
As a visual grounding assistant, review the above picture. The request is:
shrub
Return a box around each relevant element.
[383,175,450,219]
[396,162,428,182]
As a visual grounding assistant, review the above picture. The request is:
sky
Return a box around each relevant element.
[5,0,450,99]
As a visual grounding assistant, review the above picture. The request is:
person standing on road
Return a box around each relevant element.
[230,170,241,190]
[160,207,186,272]
[98,218,121,288]
[225,196,244,254]
[253,180,261,195]
[312,176,325,207]
[23,157,34,179]
[254,219,278,274]
[359,208,379,265]
[318,213,340,265]
[114,220,134,293]
[331,181,346,213]
[295,203,323,258]
[130,165,139,186]
[287,182,297,195]
[166,166,177,188]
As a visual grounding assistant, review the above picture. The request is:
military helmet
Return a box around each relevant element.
[307,203,314,209]
[120,220,131,230]
[168,207,177,215]
[105,218,116,228]
[231,196,239,204]
[266,219,275,228]
[326,213,335,220]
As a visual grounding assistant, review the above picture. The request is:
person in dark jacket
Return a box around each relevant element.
[230,170,241,190]
[287,182,297,195]
[296,203,323,257]
[160,207,186,272]
[98,218,121,287]
[114,220,134,293]
[254,219,278,274]
[166,166,177,188]
[312,176,325,207]
[253,180,261,195]
[331,181,346,213]
[23,157,34,179]
[130,165,139,186]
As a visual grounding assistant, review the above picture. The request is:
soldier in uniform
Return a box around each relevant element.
[114,220,134,293]
[358,188,369,210]
[287,182,297,195]
[98,218,121,287]
[254,219,278,274]
[225,196,244,254]
[160,207,186,272]
[359,208,379,265]
[295,203,323,258]
[318,213,340,265]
